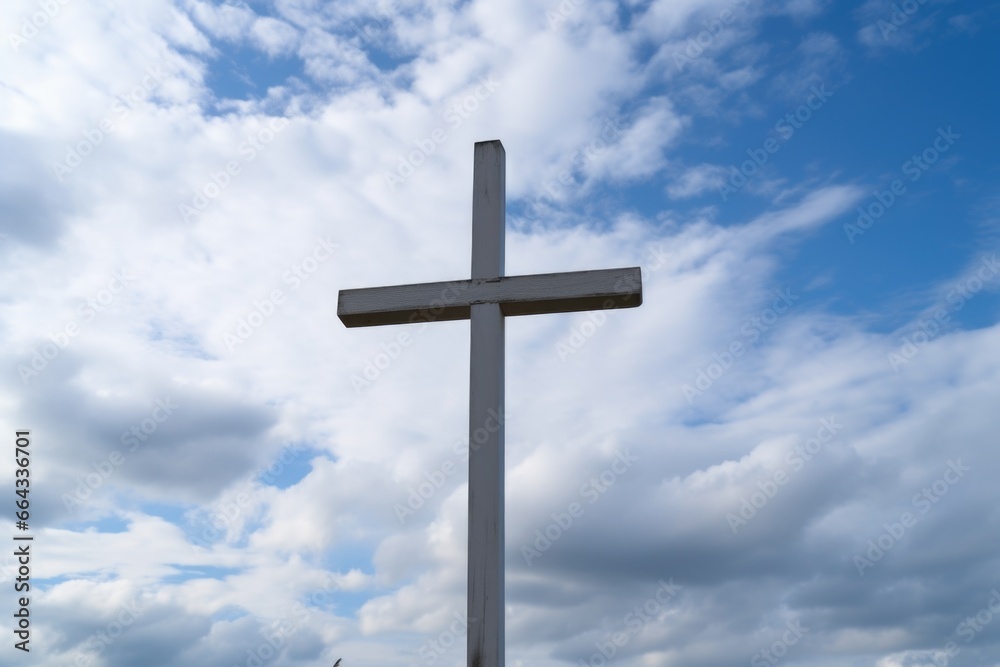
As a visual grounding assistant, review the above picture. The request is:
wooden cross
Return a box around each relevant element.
[338,140,642,667]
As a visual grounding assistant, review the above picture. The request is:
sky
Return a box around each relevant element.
[1,0,1000,665]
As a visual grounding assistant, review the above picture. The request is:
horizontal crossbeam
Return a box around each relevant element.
[338,267,642,328]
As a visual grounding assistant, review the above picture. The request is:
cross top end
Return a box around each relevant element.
[337,140,642,328]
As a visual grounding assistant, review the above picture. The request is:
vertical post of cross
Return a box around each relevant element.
[337,139,642,666]
[468,140,505,667]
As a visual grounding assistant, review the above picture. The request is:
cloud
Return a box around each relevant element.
[769,31,847,100]
[854,0,954,52]
[250,17,300,57]
[666,163,729,198]
[1,0,998,665]
[583,96,687,184]
[187,0,257,42]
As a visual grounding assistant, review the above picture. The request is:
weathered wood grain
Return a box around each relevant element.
[337,267,642,327]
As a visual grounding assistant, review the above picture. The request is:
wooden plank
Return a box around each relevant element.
[467,302,505,667]
[337,267,643,327]
[468,140,505,667]
[471,140,505,280]
[499,267,642,317]
[338,279,473,327]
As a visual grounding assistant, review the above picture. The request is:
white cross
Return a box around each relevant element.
[338,140,642,667]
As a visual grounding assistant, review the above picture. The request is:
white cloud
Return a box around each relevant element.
[779,0,827,20]
[250,16,300,56]
[187,0,257,42]
[854,0,951,52]
[584,96,687,183]
[666,163,729,198]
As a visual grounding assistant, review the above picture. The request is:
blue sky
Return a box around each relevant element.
[2,0,1000,666]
